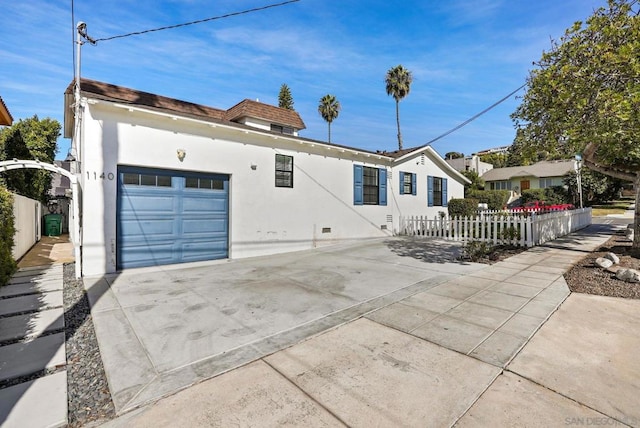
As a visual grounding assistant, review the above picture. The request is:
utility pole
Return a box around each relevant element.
[71,22,95,278]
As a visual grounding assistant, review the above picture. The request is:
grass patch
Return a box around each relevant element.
[592,207,627,217]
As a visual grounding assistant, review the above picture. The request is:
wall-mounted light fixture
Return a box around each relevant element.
[177,149,186,162]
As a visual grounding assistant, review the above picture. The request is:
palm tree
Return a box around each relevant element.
[385,65,413,150]
[318,94,341,143]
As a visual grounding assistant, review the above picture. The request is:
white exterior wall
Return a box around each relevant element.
[12,193,41,260]
[79,101,392,276]
[391,152,466,225]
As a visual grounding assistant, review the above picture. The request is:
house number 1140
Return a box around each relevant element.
[87,171,115,180]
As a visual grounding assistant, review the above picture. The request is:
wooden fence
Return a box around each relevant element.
[399,208,592,247]
[12,192,43,260]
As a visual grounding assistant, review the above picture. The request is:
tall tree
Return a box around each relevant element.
[0,115,60,203]
[385,65,413,150]
[318,94,341,143]
[278,83,294,110]
[511,0,640,248]
[480,152,509,168]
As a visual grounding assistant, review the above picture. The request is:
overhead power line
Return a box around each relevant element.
[94,0,300,43]
[423,83,527,147]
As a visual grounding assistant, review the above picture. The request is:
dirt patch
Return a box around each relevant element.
[563,231,640,299]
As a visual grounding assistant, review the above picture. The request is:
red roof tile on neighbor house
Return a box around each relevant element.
[0,96,13,126]
[225,99,306,130]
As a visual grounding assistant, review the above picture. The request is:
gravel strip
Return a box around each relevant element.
[63,262,116,427]
[564,231,640,299]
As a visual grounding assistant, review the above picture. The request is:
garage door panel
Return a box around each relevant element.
[120,194,177,213]
[119,219,176,239]
[117,167,229,269]
[182,241,227,262]
[181,218,228,235]
[120,243,176,266]
[182,196,227,213]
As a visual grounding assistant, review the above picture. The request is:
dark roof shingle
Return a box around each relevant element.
[69,79,305,130]
[225,99,305,130]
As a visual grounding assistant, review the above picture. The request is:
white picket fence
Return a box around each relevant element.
[399,208,592,247]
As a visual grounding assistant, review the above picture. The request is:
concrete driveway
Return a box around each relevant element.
[85,237,484,413]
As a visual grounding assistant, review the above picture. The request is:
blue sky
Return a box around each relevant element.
[2,0,605,160]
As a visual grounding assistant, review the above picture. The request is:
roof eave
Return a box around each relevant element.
[393,145,471,184]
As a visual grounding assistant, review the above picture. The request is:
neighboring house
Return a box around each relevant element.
[473,145,510,156]
[0,96,13,126]
[445,155,493,176]
[47,160,72,233]
[63,79,469,276]
[481,160,577,195]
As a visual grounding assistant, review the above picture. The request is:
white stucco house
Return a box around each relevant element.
[64,79,469,276]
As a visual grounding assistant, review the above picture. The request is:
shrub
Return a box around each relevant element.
[462,240,494,262]
[521,189,546,204]
[466,190,510,210]
[521,187,569,205]
[0,186,16,286]
[448,198,479,218]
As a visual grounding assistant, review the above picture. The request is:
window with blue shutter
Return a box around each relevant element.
[400,171,416,195]
[379,168,387,206]
[428,176,446,207]
[442,178,448,207]
[354,165,363,205]
[412,173,417,195]
[355,165,387,206]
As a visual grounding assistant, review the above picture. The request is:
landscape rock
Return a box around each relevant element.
[624,228,634,241]
[615,268,640,283]
[594,258,613,269]
[603,252,620,264]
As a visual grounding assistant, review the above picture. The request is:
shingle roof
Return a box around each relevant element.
[0,96,13,126]
[68,79,305,130]
[225,99,305,130]
[481,160,576,181]
[379,145,427,159]
[68,79,227,121]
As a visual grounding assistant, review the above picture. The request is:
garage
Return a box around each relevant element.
[116,166,229,269]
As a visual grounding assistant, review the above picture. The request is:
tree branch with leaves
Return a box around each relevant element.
[511,0,640,247]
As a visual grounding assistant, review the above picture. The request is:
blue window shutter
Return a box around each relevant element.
[399,171,405,195]
[427,175,434,207]
[379,168,387,206]
[354,165,363,205]
[442,178,448,207]
[411,173,417,195]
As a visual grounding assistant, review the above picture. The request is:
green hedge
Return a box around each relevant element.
[0,187,16,286]
[448,198,479,218]
[466,190,511,210]
[521,186,569,205]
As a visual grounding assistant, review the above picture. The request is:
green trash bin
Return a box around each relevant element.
[44,214,62,236]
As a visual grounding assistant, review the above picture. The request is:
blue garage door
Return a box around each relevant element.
[117,166,229,269]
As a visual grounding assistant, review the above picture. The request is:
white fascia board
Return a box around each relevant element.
[393,146,471,184]
[91,98,391,164]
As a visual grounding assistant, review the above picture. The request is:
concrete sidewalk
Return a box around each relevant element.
[0,235,73,428]
[100,223,639,427]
